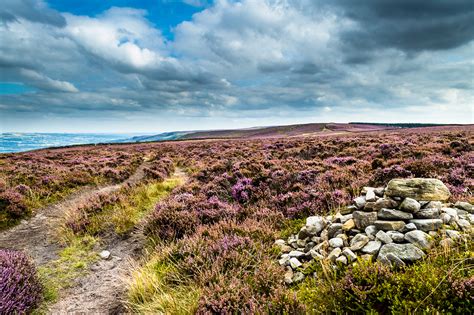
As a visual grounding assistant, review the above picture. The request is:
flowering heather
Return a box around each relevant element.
[379,143,401,158]
[231,177,253,203]
[324,156,359,165]
[0,250,43,314]
[0,189,28,217]
[2,126,473,312]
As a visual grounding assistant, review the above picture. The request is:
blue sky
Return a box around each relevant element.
[0,0,473,133]
[47,0,203,39]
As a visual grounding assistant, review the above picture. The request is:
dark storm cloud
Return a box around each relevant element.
[328,0,474,54]
[1,0,65,26]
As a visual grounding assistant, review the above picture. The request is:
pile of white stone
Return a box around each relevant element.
[275,178,473,284]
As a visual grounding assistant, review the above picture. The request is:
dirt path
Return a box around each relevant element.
[47,166,188,314]
[0,161,150,265]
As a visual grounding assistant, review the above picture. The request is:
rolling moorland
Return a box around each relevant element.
[0,125,473,313]
[116,122,464,143]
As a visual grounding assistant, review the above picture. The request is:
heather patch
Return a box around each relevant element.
[0,249,43,314]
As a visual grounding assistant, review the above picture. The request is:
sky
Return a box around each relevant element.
[0,0,473,133]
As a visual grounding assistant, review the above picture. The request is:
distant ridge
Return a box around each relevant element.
[349,122,465,128]
[117,122,395,143]
[112,131,192,143]
[116,122,469,144]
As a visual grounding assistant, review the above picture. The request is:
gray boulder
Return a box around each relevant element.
[373,198,399,211]
[289,250,305,258]
[456,218,471,231]
[414,208,440,219]
[374,187,385,197]
[379,253,406,268]
[298,227,311,240]
[441,208,459,221]
[400,198,421,213]
[455,201,473,213]
[400,222,417,233]
[378,243,426,263]
[364,202,377,211]
[342,248,357,262]
[328,237,344,248]
[99,250,111,260]
[439,213,450,225]
[385,178,451,201]
[289,257,302,269]
[365,189,376,202]
[353,196,366,209]
[365,225,378,239]
[336,255,348,265]
[378,208,413,220]
[327,223,343,239]
[353,211,378,229]
[349,234,370,251]
[423,201,442,210]
[306,216,326,234]
[439,238,455,249]
[279,255,290,266]
[404,230,432,249]
[374,220,406,231]
[328,247,342,262]
[445,229,462,240]
[386,231,405,243]
[375,230,393,244]
[361,240,382,255]
[409,219,443,232]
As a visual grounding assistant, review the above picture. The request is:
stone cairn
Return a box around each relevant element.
[275,178,473,284]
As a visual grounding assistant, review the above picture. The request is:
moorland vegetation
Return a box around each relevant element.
[0,126,472,313]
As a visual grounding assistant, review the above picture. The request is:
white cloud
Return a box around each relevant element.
[64,8,172,71]
[19,69,78,92]
[173,0,342,78]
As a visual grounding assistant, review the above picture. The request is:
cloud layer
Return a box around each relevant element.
[1,0,472,132]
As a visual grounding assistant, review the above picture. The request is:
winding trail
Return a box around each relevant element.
[0,161,150,265]
[0,161,187,314]
[48,167,188,314]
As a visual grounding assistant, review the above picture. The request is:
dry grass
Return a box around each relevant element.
[125,251,200,314]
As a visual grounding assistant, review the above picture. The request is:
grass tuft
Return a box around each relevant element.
[125,253,200,314]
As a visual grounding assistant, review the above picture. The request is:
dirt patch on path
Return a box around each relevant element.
[47,167,188,314]
[0,161,150,265]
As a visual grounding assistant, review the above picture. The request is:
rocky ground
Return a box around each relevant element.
[275,178,473,284]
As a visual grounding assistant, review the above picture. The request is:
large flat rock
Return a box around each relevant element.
[385,178,450,201]
[378,243,425,263]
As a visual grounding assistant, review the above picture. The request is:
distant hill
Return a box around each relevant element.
[113,131,192,143]
[116,122,469,144]
[116,122,396,143]
[349,122,465,128]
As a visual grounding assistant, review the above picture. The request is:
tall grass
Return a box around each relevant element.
[125,252,200,314]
